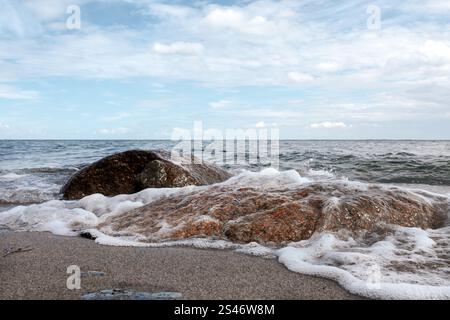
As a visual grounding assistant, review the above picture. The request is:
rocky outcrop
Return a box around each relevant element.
[61,150,231,200]
[100,182,449,245]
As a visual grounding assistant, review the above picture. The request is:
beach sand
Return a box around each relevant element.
[0,232,362,300]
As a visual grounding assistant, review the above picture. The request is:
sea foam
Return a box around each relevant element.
[277,226,450,299]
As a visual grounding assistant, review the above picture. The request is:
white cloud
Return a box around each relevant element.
[209,100,232,109]
[4,0,449,91]
[2,0,450,131]
[101,112,131,122]
[152,42,204,55]
[404,0,450,13]
[309,122,347,129]
[0,1,25,36]
[419,40,450,62]
[205,8,243,27]
[0,84,39,100]
[23,0,74,21]
[255,121,266,128]
[204,8,275,35]
[171,127,191,140]
[0,0,92,37]
[425,0,450,11]
[287,72,315,84]
[96,127,131,135]
[136,98,175,109]
[148,3,195,19]
[0,122,10,129]
[316,61,342,72]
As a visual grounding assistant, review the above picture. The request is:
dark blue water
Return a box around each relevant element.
[1,140,450,204]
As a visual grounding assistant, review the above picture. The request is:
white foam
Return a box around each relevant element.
[0,173,28,180]
[78,194,143,218]
[0,200,98,236]
[234,242,275,258]
[277,229,450,300]
[307,169,336,180]
[0,174,60,204]
[89,228,249,251]
[76,186,198,218]
[224,168,310,189]
[0,188,58,205]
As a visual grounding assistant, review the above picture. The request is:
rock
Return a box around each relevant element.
[81,271,106,278]
[82,289,182,300]
[79,230,97,240]
[100,182,449,245]
[61,150,231,200]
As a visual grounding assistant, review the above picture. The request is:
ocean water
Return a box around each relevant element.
[1,140,450,299]
[1,140,450,205]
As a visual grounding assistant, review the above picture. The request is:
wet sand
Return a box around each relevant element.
[0,232,362,300]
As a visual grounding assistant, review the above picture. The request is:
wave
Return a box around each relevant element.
[0,169,449,299]
[278,150,450,186]
[0,173,29,180]
[0,180,61,206]
[0,167,77,205]
[0,190,59,206]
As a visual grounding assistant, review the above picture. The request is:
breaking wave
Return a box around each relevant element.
[0,167,77,206]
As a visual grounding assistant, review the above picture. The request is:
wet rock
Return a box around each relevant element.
[81,271,106,278]
[61,150,231,200]
[100,182,449,245]
[82,289,182,300]
[136,160,196,188]
[79,230,97,240]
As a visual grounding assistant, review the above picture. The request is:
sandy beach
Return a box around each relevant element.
[0,232,361,300]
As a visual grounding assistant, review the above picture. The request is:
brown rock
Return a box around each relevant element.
[100,182,449,245]
[61,150,231,200]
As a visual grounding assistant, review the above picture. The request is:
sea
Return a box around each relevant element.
[1,140,449,299]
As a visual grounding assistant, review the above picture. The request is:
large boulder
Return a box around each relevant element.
[99,182,449,245]
[61,150,231,200]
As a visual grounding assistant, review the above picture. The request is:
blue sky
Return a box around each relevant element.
[0,0,450,139]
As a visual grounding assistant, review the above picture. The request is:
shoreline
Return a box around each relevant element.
[0,231,362,300]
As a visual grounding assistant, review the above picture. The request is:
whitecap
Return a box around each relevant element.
[0,173,28,180]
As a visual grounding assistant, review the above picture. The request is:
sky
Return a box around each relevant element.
[0,0,450,139]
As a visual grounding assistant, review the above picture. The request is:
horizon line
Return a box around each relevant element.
[1,139,450,142]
